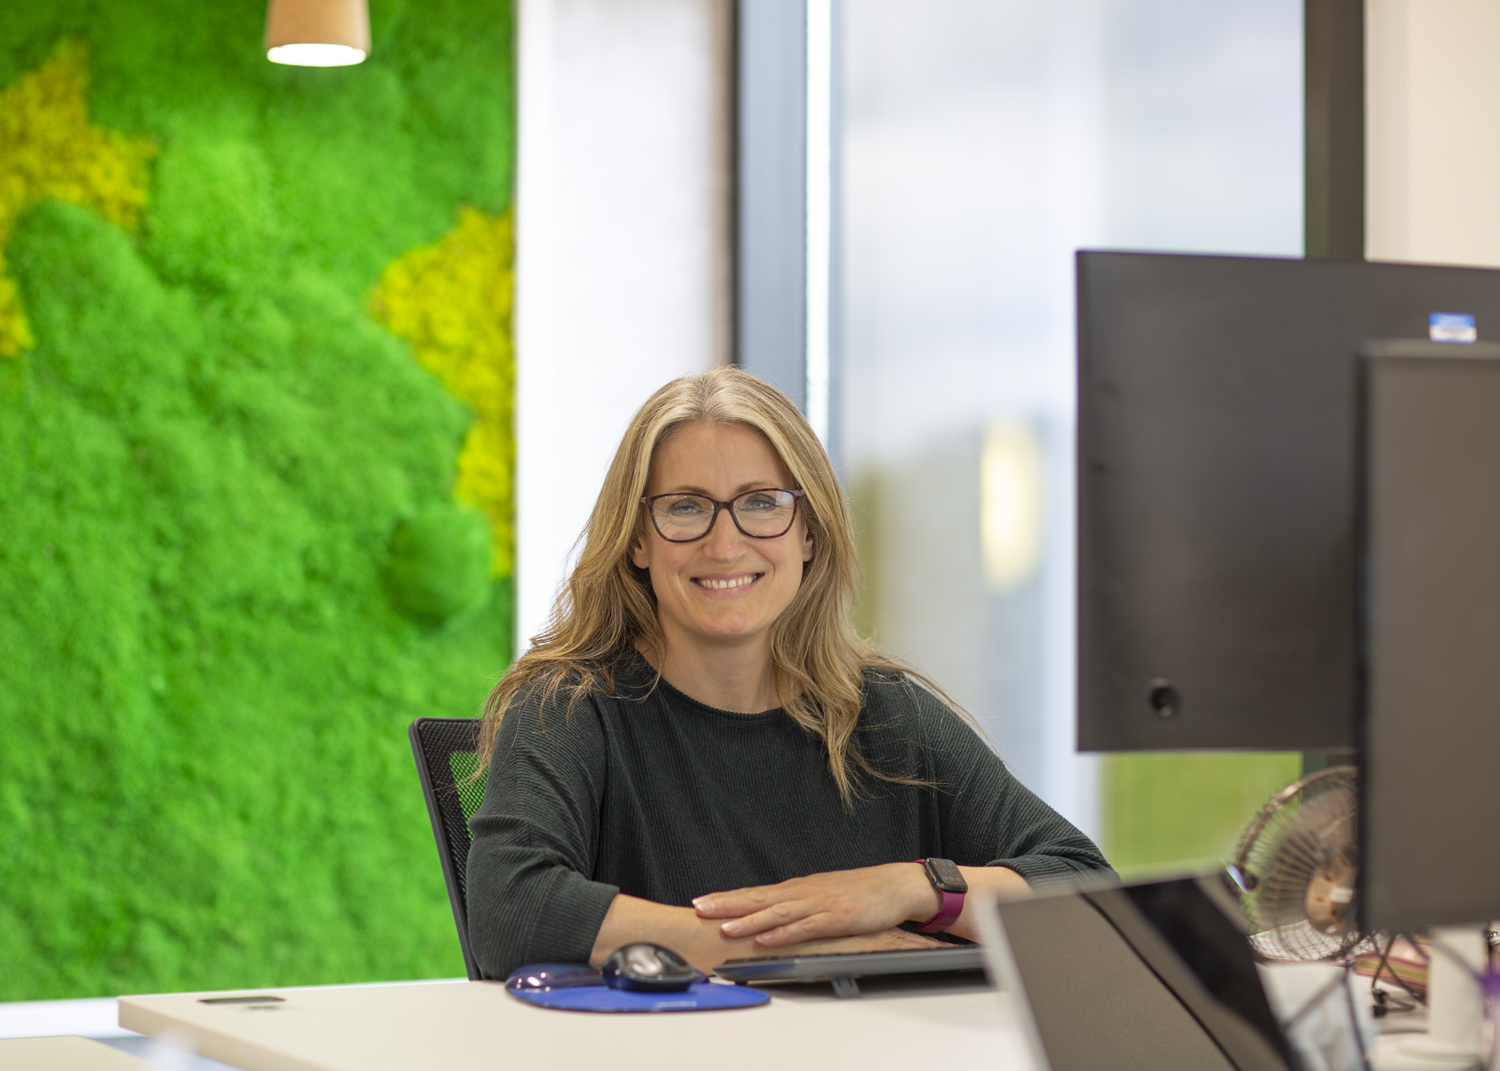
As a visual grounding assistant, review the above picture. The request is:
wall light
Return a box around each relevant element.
[981,423,1045,592]
[265,0,371,67]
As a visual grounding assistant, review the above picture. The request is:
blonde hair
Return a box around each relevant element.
[476,366,933,802]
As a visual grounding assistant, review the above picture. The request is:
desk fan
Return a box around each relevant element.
[1230,768,1492,1069]
[1228,765,1367,961]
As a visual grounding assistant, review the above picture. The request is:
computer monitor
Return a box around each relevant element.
[1077,251,1500,751]
[977,875,1296,1071]
[1358,342,1500,933]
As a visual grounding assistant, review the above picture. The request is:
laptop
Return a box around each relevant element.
[976,874,1303,1071]
[714,943,986,998]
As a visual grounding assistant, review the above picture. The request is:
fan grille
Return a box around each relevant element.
[1232,766,1369,961]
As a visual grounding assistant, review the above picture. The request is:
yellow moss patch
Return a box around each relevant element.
[0,38,157,357]
[371,208,515,576]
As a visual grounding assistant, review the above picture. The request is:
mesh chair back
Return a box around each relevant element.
[409,717,487,980]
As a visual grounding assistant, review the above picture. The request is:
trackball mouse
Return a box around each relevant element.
[600,943,701,992]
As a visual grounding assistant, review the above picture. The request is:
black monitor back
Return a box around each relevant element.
[1360,346,1500,932]
[1078,251,1500,751]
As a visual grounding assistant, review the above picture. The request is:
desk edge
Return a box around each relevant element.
[117,997,332,1071]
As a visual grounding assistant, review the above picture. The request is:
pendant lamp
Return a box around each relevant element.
[265,0,371,66]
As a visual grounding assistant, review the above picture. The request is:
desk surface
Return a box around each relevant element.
[0,1036,145,1071]
[120,977,1035,1071]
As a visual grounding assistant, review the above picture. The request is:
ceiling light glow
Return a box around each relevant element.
[267,43,367,67]
[264,0,371,67]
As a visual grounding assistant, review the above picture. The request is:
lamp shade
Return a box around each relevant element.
[265,0,371,66]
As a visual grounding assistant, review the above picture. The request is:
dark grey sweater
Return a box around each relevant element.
[465,651,1110,978]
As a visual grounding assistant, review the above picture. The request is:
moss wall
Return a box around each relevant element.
[1101,752,1302,876]
[0,0,513,999]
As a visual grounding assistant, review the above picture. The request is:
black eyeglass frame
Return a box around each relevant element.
[642,488,805,543]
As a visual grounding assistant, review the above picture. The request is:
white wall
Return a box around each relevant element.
[1367,0,1500,266]
[514,0,731,653]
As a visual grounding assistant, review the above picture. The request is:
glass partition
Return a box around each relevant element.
[837,0,1303,855]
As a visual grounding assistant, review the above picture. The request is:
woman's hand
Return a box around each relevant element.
[692,863,940,947]
[753,927,951,956]
[590,892,947,973]
[593,866,1030,971]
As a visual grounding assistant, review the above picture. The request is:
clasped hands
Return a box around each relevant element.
[690,862,951,954]
[591,860,1027,967]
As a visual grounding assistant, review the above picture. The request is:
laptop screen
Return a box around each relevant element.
[980,875,1296,1071]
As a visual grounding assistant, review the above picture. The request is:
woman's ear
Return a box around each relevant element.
[630,536,651,570]
[801,528,814,563]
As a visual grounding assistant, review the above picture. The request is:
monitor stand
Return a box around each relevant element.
[1372,925,1487,1071]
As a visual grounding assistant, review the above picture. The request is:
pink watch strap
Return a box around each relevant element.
[914,859,965,933]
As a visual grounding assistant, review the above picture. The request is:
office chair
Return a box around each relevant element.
[408,716,487,981]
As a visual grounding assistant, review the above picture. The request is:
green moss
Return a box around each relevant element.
[1101,752,1303,876]
[0,0,513,999]
[384,503,494,625]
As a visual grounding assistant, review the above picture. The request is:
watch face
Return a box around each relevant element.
[925,857,969,894]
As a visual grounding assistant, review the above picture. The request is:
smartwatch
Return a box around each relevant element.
[914,858,968,933]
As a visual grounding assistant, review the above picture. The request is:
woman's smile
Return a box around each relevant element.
[694,571,763,593]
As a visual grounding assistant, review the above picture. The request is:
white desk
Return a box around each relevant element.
[0,1036,145,1070]
[120,978,1036,1071]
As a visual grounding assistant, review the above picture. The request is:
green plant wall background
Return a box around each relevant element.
[1102,752,1302,877]
[0,0,513,1000]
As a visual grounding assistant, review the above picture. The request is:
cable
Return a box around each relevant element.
[1284,971,1348,1031]
[1369,933,1395,997]
[1372,988,1417,1017]
[1343,961,1372,1071]
[1278,965,1372,1071]
[1369,933,1427,1007]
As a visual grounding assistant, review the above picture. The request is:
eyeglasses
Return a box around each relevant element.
[643,488,804,543]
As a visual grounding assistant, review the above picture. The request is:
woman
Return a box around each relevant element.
[466,368,1109,977]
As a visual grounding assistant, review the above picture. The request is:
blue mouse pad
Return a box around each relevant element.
[506,982,769,1013]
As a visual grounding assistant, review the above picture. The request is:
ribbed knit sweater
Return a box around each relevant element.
[465,650,1111,979]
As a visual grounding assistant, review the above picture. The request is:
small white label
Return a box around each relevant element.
[1430,312,1477,343]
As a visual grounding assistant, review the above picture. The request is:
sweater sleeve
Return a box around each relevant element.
[464,685,621,978]
[896,679,1115,884]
